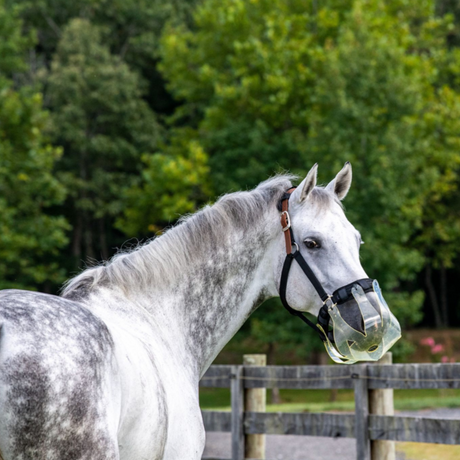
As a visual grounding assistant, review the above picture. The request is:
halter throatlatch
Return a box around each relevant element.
[278,188,401,364]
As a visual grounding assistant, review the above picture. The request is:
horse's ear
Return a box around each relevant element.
[326,162,352,200]
[293,163,318,203]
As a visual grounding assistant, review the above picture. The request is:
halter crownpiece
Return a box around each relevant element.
[278,188,401,364]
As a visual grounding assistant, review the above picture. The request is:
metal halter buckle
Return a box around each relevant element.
[281,211,291,232]
[323,296,336,311]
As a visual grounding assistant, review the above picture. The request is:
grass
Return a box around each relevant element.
[396,442,460,460]
[199,388,460,412]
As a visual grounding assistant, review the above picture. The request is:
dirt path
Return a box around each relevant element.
[204,432,361,460]
[203,408,460,460]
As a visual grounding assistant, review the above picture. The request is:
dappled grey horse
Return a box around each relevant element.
[0,163,400,459]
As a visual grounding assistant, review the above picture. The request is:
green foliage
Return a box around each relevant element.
[10,0,199,114]
[304,2,460,282]
[117,128,211,236]
[247,298,325,360]
[13,0,197,59]
[0,0,34,76]
[0,2,68,289]
[46,18,161,260]
[5,0,201,267]
[159,0,460,334]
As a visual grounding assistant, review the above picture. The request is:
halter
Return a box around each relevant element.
[278,187,375,345]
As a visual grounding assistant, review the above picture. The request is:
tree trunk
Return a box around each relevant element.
[42,281,52,294]
[72,212,83,262]
[99,218,109,260]
[425,264,443,328]
[84,215,95,262]
[267,343,281,404]
[440,263,448,327]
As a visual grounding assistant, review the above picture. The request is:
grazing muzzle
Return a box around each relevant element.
[317,280,401,364]
[278,188,401,364]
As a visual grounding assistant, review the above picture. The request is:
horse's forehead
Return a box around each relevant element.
[294,200,355,234]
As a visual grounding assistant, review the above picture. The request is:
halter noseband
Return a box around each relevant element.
[278,188,374,344]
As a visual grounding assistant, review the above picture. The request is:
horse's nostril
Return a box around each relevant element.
[368,345,379,352]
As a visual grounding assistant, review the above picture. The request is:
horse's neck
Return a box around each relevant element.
[157,210,280,377]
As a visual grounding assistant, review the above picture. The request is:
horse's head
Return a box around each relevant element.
[274,163,401,363]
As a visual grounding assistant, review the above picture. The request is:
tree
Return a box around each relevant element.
[116,128,211,236]
[0,0,68,290]
[4,0,200,276]
[9,0,199,115]
[46,18,161,263]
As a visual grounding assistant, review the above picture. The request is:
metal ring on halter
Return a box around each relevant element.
[323,295,336,311]
[291,242,299,254]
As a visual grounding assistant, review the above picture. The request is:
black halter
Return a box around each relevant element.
[278,188,374,343]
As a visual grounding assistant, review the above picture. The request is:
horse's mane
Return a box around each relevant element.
[61,174,337,299]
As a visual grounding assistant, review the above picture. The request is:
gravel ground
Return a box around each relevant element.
[202,409,460,460]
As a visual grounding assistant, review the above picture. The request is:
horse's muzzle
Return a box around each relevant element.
[317,280,401,364]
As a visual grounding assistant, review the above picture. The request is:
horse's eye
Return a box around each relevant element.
[304,239,320,250]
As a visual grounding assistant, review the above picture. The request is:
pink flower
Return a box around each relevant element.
[442,356,449,363]
[420,337,435,347]
[431,344,445,354]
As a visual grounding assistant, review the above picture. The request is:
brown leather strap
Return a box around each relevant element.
[280,187,296,254]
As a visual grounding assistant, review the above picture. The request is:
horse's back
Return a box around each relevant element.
[0,289,120,460]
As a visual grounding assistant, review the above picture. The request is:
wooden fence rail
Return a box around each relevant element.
[200,357,460,460]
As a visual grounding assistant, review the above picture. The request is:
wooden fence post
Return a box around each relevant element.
[354,364,371,460]
[370,353,395,460]
[231,365,245,460]
[243,354,266,459]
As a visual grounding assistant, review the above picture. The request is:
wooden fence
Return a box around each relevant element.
[200,355,460,460]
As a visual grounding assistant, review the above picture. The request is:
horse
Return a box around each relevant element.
[0,163,393,459]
